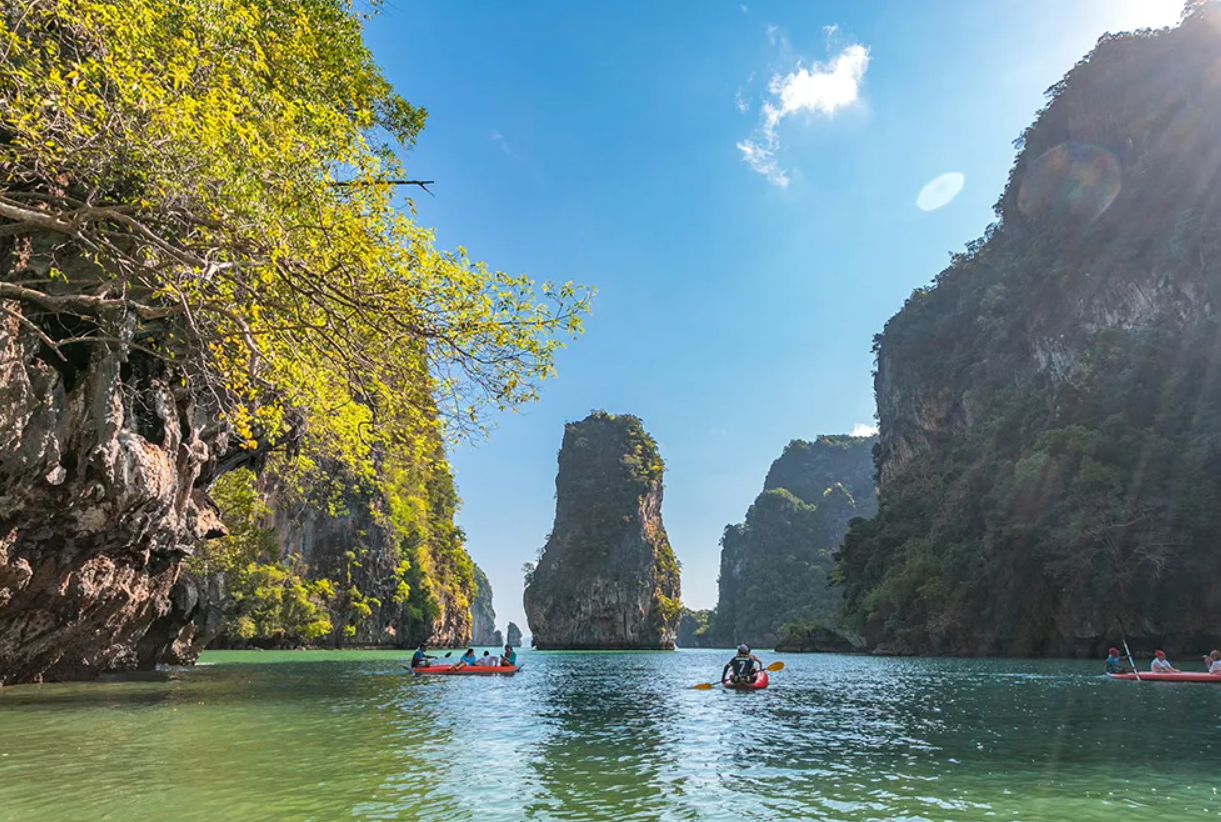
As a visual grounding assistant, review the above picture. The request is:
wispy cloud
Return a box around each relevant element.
[734,73,754,114]
[491,129,513,157]
[737,40,870,187]
[740,3,749,13]
[851,423,879,437]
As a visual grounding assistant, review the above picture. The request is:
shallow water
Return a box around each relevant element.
[2,650,1220,821]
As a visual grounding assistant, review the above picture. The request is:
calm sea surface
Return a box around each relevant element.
[2,649,1220,821]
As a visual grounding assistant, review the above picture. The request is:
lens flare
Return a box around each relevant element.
[1017,142,1122,223]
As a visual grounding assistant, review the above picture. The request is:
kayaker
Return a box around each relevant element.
[451,648,478,670]
[1105,647,1132,674]
[722,644,765,685]
[1150,650,1179,673]
[480,650,501,667]
[410,643,436,669]
[1203,650,1221,674]
[502,644,518,668]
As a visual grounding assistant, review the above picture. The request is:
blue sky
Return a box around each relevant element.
[365,0,1184,638]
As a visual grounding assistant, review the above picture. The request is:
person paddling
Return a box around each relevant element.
[1150,650,1180,673]
[1105,647,1132,674]
[410,643,436,669]
[722,644,765,686]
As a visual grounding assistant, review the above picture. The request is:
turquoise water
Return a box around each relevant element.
[2,650,1220,821]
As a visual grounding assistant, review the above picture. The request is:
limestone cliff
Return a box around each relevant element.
[839,7,1221,656]
[470,564,498,646]
[194,454,475,651]
[0,305,243,684]
[523,412,681,649]
[506,621,523,647]
[713,436,876,647]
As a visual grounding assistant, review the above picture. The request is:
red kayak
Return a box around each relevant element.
[723,671,769,690]
[409,664,518,676]
[1108,672,1221,683]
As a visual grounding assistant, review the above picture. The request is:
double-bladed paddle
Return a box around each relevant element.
[693,660,785,690]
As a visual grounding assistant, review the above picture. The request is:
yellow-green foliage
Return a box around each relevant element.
[0,0,591,484]
[191,467,339,643]
[232,561,335,642]
[2,0,590,648]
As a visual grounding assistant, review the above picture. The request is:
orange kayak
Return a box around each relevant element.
[1108,672,1221,682]
[408,664,518,676]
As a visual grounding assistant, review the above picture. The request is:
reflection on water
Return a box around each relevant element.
[2,650,1221,821]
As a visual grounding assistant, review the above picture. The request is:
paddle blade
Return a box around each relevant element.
[444,652,452,657]
[766,661,785,672]
[692,682,715,690]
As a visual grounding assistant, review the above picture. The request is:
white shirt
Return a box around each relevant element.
[1151,658,1174,672]
[480,656,500,667]
[1210,659,1221,674]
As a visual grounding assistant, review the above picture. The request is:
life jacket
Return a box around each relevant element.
[729,656,756,679]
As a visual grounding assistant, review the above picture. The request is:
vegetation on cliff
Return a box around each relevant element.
[523,412,682,649]
[677,607,715,648]
[713,436,876,646]
[838,5,1221,656]
[0,0,588,677]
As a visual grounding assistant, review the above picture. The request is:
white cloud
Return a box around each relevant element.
[740,3,749,13]
[851,423,879,437]
[765,23,779,44]
[735,89,750,113]
[916,172,965,211]
[738,42,870,187]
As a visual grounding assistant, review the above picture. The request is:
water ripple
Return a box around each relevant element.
[3,650,1221,821]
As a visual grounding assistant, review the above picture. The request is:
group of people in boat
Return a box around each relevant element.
[410,643,519,670]
[1105,646,1221,674]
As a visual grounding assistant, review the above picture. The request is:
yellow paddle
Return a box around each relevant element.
[693,660,784,690]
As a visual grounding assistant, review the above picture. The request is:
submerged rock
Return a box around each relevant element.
[523,412,681,650]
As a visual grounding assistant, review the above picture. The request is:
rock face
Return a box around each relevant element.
[0,306,239,684]
[839,9,1221,657]
[713,436,876,647]
[774,624,862,654]
[195,456,476,651]
[677,608,716,648]
[506,621,522,647]
[470,564,498,646]
[523,412,681,649]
